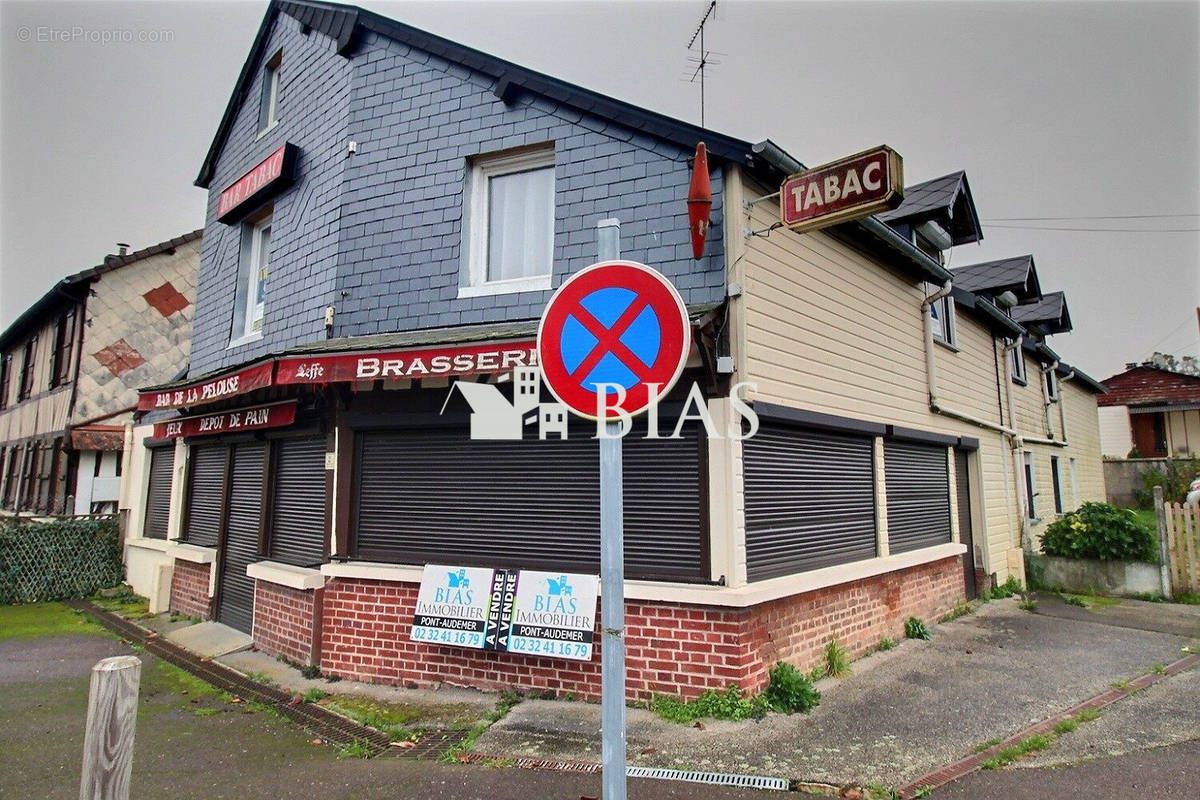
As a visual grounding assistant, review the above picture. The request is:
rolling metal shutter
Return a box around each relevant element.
[352,425,703,579]
[744,421,876,581]
[184,445,226,547]
[142,447,174,540]
[268,437,327,567]
[884,440,952,554]
[216,442,264,634]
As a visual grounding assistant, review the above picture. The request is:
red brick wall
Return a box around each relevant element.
[169,559,212,620]
[319,556,964,701]
[252,580,320,667]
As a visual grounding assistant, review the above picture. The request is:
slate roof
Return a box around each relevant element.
[878,171,983,245]
[951,255,1042,301]
[195,1,952,288]
[1097,365,1200,407]
[1013,291,1072,334]
[0,230,203,352]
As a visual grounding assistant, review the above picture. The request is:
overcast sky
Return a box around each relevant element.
[1,0,1196,380]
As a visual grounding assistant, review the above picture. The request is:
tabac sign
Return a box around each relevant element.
[780,145,904,233]
[217,143,298,223]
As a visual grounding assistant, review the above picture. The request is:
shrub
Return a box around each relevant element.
[1040,502,1156,562]
[763,662,820,714]
[1133,458,1199,508]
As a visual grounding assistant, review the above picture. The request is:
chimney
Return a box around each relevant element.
[116,243,130,256]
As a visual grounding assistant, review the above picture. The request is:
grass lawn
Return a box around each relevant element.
[0,601,107,641]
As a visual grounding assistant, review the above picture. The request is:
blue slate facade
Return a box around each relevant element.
[190,10,725,376]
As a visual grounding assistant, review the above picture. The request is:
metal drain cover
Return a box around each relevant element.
[625,766,788,791]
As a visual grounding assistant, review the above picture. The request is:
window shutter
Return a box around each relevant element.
[216,442,265,634]
[352,424,703,579]
[744,421,877,581]
[268,436,327,566]
[884,440,952,554]
[184,444,227,547]
[143,447,174,539]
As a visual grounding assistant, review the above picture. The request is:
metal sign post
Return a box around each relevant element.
[537,220,690,800]
[596,218,626,800]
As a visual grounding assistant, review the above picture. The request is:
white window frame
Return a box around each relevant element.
[235,214,271,342]
[1045,367,1059,401]
[1023,451,1037,521]
[929,290,957,348]
[1010,343,1027,385]
[459,148,555,298]
[1068,457,1079,509]
[258,51,282,136]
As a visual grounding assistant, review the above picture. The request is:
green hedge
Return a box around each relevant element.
[0,518,124,604]
[1039,502,1156,563]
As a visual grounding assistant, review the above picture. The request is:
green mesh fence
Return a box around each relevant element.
[0,518,123,604]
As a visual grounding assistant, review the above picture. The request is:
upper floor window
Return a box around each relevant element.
[49,309,76,388]
[246,213,271,338]
[1044,366,1058,401]
[18,336,37,401]
[258,51,282,134]
[0,354,11,409]
[1009,343,1027,385]
[1022,451,1037,520]
[927,286,956,347]
[461,147,555,297]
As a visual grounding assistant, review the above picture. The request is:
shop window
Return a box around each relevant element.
[18,336,37,400]
[1010,343,1027,385]
[233,211,272,342]
[885,440,953,554]
[1050,455,1063,516]
[143,446,175,540]
[267,436,326,567]
[461,147,555,297]
[258,50,282,134]
[183,444,228,547]
[0,354,11,409]
[49,309,76,388]
[1023,451,1037,520]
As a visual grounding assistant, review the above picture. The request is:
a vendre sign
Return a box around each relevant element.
[780,145,904,233]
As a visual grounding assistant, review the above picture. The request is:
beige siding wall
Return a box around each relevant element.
[0,312,75,443]
[730,168,1107,583]
[1099,405,1133,457]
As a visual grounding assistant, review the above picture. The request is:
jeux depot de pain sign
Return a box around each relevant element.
[780,145,904,233]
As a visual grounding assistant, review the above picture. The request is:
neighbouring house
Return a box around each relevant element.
[0,232,200,517]
[1098,357,1200,458]
[122,0,1107,700]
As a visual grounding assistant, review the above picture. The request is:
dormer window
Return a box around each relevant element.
[258,51,282,134]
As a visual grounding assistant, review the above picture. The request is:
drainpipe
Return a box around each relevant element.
[925,282,1017,436]
[1003,336,1031,550]
[1039,360,1058,436]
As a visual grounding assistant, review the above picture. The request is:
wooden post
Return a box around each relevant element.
[1154,486,1171,599]
[79,655,141,800]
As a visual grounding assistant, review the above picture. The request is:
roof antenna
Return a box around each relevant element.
[685,1,720,128]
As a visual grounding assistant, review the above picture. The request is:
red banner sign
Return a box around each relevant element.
[275,340,539,385]
[216,143,297,222]
[138,362,275,411]
[780,145,903,233]
[153,401,297,440]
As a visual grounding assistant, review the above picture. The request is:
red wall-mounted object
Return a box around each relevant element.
[687,142,713,260]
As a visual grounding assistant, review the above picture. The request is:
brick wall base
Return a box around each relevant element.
[252,580,321,667]
[317,556,965,700]
[169,559,212,620]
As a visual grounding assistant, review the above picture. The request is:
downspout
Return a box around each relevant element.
[1021,359,1069,447]
[1003,336,1031,550]
[925,282,1016,436]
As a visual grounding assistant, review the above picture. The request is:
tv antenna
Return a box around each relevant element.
[685,1,721,127]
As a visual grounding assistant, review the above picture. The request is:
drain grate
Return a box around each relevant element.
[626,766,789,791]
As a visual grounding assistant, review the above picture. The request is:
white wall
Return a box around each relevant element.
[1099,406,1132,458]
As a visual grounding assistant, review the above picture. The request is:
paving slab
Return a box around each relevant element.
[165,621,252,658]
[1034,593,1200,638]
[476,599,1192,787]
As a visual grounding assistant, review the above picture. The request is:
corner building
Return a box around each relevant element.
[124,1,1107,699]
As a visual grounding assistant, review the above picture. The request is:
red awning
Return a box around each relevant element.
[153,400,298,439]
[138,338,538,411]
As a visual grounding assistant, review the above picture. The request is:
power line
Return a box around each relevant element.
[985,224,1200,233]
[985,213,1199,221]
